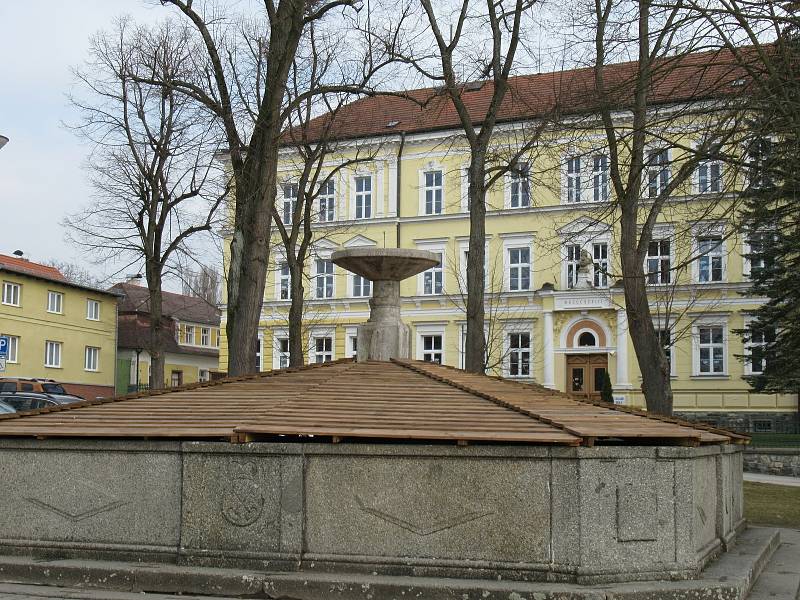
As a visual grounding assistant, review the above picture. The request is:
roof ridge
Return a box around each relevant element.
[392,359,583,443]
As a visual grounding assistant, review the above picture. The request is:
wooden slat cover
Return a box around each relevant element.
[0,358,741,446]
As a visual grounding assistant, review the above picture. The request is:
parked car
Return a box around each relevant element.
[0,392,82,413]
[0,377,82,399]
[0,400,15,414]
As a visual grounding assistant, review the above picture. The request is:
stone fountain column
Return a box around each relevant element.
[331,248,439,361]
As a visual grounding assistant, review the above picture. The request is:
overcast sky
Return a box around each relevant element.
[0,1,199,288]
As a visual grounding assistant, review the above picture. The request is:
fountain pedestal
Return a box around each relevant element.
[331,248,439,361]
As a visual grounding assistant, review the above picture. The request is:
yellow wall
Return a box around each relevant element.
[0,273,117,389]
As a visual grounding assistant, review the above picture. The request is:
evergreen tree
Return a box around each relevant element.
[601,371,615,404]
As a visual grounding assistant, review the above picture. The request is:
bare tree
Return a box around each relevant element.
[65,19,227,389]
[180,264,222,306]
[45,260,102,288]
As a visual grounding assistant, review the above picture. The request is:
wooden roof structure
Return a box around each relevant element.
[0,359,746,447]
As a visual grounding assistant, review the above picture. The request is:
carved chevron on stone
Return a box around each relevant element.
[355,495,493,536]
[25,479,128,522]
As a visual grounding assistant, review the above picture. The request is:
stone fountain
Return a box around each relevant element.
[332,247,438,361]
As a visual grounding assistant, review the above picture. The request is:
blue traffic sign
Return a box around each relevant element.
[0,335,8,359]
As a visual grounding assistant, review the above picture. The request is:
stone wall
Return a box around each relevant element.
[675,411,799,433]
[744,448,800,477]
[0,439,744,585]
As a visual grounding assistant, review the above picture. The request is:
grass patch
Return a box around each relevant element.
[744,481,800,528]
[748,433,800,448]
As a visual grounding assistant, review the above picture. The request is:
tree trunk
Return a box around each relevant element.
[619,213,673,415]
[465,158,487,373]
[146,266,166,390]
[288,258,305,367]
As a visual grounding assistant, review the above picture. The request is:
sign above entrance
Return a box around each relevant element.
[554,295,612,311]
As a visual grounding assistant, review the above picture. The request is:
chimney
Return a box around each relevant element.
[125,273,144,286]
[331,248,438,361]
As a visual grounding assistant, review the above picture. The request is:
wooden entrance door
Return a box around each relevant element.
[566,354,609,401]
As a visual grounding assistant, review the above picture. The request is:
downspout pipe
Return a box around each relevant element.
[395,132,406,248]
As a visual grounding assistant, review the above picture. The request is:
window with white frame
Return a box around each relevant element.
[593,243,609,288]
[423,170,443,215]
[744,231,775,278]
[592,155,609,202]
[1,334,19,363]
[646,148,670,198]
[318,179,335,222]
[279,262,291,300]
[2,281,20,306]
[86,299,100,320]
[697,144,723,193]
[747,137,774,189]
[421,334,443,364]
[697,236,724,282]
[508,247,531,291]
[201,327,210,346]
[314,336,333,363]
[315,259,334,298]
[566,156,582,203]
[282,183,298,224]
[184,325,195,345]
[84,346,99,371]
[216,329,220,346]
[47,291,63,314]
[696,325,726,375]
[422,252,443,295]
[199,369,210,382]
[277,337,290,369]
[509,162,530,208]
[347,334,358,358]
[255,335,263,371]
[355,175,372,219]
[352,274,371,297]
[566,244,581,289]
[647,239,671,284]
[744,323,774,375]
[45,340,62,368]
[507,332,531,377]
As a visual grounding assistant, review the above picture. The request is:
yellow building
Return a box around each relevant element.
[0,254,118,399]
[220,54,798,432]
[112,281,221,393]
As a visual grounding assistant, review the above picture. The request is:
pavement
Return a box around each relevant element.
[0,584,235,599]
[744,472,800,487]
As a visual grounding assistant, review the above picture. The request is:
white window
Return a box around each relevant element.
[507,332,531,377]
[647,239,671,284]
[422,252,443,295]
[216,329,220,347]
[566,156,582,203]
[45,340,62,368]
[255,335,263,371]
[694,325,726,376]
[347,334,358,358]
[355,175,372,219]
[2,281,20,306]
[423,170,443,215]
[47,291,63,314]
[86,299,100,320]
[1,334,19,363]
[184,325,195,345]
[199,369,210,382]
[314,336,333,363]
[279,262,291,300]
[747,137,774,189]
[315,259,334,298]
[646,148,670,197]
[277,337,290,369]
[566,244,581,289]
[282,183,298,224]
[697,236,724,282]
[422,334,443,364]
[697,144,723,193]
[591,155,609,202]
[84,346,99,371]
[744,231,775,278]
[745,325,773,375]
[352,274,371,297]
[201,327,210,346]
[318,179,335,222]
[509,162,530,208]
[508,247,531,291]
[593,243,609,288]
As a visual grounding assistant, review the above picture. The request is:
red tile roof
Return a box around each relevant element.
[0,254,66,282]
[110,282,220,326]
[293,47,754,143]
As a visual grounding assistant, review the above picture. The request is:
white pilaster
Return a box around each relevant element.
[615,307,632,388]
[387,158,398,217]
[376,162,385,217]
[543,310,555,388]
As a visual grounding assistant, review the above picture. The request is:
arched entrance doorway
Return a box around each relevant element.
[563,319,609,401]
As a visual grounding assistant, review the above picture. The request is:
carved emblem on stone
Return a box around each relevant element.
[25,479,127,522]
[221,459,265,527]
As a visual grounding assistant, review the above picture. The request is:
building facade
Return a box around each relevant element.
[220,53,798,431]
[0,254,118,399]
[112,282,221,393]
